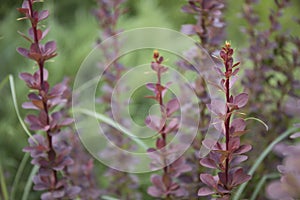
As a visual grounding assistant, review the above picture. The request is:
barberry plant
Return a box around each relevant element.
[178,1,226,197]
[17,0,80,199]
[198,42,252,199]
[146,51,191,199]
[93,0,141,199]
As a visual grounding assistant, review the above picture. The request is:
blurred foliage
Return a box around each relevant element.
[0,0,300,199]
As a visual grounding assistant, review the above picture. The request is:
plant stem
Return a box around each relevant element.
[28,0,57,187]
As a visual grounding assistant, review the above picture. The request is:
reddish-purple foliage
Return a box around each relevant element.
[177,1,227,197]
[17,0,81,199]
[266,129,300,200]
[93,0,142,199]
[146,51,191,199]
[181,0,225,51]
[198,42,251,199]
[241,0,300,134]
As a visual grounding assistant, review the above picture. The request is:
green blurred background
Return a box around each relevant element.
[1,0,300,199]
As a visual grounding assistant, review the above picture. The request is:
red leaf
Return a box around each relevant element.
[230,118,246,134]
[233,93,248,108]
[200,173,217,188]
[200,158,217,169]
[228,137,240,151]
[156,138,165,149]
[231,155,248,166]
[234,144,252,154]
[231,168,251,186]
[198,187,215,196]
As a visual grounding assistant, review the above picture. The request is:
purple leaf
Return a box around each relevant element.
[231,168,251,186]
[200,158,217,169]
[218,172,227,185]
[207,99,226,116]
[202,138,218,150]
[17,47,29,58]
[147,186,163,197]
[290,132,300,139]
[266,181,291,199]
[230,118,246,134]
[228,137,240,151]
[156,138,165,149]
[200,173,217,188]
[181,24,196,35]
[166,98,180,117]
[198,187,215,196]
[233,93,248,108]
[232,67,240,76]
[229,75,238,89]
[231,155,248,166]
[146,83,156,91]
[234,144,252,154]
[38,10,49,21]
[41,27,50,40]
[44,41,56,54]
[66,186,81,198]
[148,174,165,197]
[145,115,164,131]
[164,118,179,133]
[22,102,38,110]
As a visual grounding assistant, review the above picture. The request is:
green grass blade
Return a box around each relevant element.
[233,126,300,200]
[10,153,30,200]
[73,108,148,150]
[9,75,36,143]
[245,117,269,131]
[22,165,38,200]
[250,173,280,200]
[0,162,9,200]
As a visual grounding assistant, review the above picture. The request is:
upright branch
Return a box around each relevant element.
[146,51,191,199]
[181,0,225,52]
[198,42,252,199]
[17,0,80,199]
[93,1,141,199]
[178,1,226,198]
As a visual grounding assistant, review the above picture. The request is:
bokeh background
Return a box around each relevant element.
[1,0,300,199]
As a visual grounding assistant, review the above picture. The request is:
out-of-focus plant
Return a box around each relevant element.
[180,0,226,52]
[177,0,226,198]
[93,0,142,199]
[266,124,300,200]
[241,0,300,135]
[16,0,82,199]
[198,42,251,199]
[60,85,101,200]
[239,1,300,196]
[146,51,191,199]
